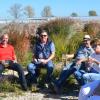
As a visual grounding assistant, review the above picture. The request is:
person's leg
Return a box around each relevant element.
[83,73,100,83]
[74,70,86,86]
[27,63,39,85]
[0,64,4,74]
[45,66,53,83]
[78,80,100,100]
[63,61,75,70]
[53,62,76,93]
[56,67,76,87]
[9,63,27,91]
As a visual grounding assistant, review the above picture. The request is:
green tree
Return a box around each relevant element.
[71,12,78,17]
[41,6,53,17]
[88,10,97,16]
[24,5,35,18]
[8,3,22,19]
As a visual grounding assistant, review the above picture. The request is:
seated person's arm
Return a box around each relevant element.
[66,54,74,60]
[46,52,55,62]
[13,55,17,63]
[88,57,100,65]
[76,58,88,65]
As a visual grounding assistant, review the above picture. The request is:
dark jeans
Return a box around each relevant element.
[55,62,86,88]
[36,65,53,83]
[27,63,54,84]
[0,63,27,90]
[55,67,76,88]
[74,70,86,86]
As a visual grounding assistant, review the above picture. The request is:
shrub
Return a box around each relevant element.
[0,77,20,92]
[8,31,31,66]
[38,18,85,61]
[84,22,100,37]
[40,18,76,36]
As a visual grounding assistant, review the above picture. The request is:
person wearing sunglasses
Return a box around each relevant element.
[53,35,94,94]
[78,39,100,100]
[27,29,55,87]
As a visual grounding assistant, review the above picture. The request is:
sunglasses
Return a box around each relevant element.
[40,35,47,37]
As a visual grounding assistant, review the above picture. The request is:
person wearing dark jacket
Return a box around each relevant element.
[27,30,55,87]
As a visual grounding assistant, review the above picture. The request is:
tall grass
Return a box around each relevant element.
[50,32,84,61]
[39,18,84,61]
[40,18,76,36]
[8,31,32,66]
[84,22,100,37]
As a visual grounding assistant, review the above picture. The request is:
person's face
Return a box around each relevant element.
[94,44,100,54]
[40,32,48,43]
[83,39,91,47]
[2,34,9,44]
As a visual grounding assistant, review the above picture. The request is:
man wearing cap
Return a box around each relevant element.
[53,35,94,94]
[78,39,100,100]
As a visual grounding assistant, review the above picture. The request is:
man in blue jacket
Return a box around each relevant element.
[27,29,55,87]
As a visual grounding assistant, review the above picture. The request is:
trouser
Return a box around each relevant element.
[27,63,54,84]
[83,73,100,83]
[0,63,27,90]
[74,70,86,86]
[78,80,100,100]
[83,68,100,83]
[55,66,76,88]
[55,61,86,87]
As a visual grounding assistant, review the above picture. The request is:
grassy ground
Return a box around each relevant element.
[0,65,79,100]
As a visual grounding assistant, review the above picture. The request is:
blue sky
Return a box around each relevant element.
[0,0,100,18]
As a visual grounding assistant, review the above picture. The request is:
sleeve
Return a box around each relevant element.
[50,42,55,53]
[89,53,95,58]
[76,47,86,59]
[11,46,16,60]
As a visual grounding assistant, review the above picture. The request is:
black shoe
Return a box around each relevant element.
[22,86,27,91]
[21,83,28,91]
[26,73,37,87]
[53,83,62,94]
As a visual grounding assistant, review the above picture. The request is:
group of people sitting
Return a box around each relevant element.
[0,29,100,100]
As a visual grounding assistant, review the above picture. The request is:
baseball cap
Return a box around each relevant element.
[83,35,91,40]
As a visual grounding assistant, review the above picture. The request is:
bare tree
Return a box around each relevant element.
[41,6,53,17]
[24,5,35,18]
[8,3,22,19]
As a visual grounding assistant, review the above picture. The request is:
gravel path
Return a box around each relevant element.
[1,64,79,100]
[0,92,78,100]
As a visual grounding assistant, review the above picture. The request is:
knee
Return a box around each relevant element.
[27,63,36,72]
[13,63,23,71]
[83,74,89,79]
[47,67,53,73]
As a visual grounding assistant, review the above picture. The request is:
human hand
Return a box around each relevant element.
[88,57,94,63]
[88,57,98,64]
[38,59,48,64]
[0,60,9,67]
[0,60,5,65]
[76,60,82,65]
